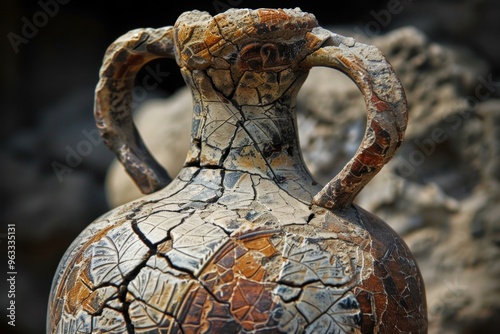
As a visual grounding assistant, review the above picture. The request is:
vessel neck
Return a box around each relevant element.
[182,68,314,183]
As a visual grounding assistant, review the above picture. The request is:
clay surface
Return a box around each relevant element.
[48,8,426,333]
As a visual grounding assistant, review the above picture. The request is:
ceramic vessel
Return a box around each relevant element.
[47,8,427,333]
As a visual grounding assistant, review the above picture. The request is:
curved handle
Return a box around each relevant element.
[94,27,175,194]
[301,28,408,211]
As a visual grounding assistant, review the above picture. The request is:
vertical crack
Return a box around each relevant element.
[113,221,159,334]
[237,119,283,183]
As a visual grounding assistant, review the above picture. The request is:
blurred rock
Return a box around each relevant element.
[104,26,500,334]
[0,87,114,333]
[388,0,500,78]
[476,99,500,183]
[38,89,114,175]
[2,89,113,239]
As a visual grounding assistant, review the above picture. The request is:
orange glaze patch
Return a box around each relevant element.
[257,9,290,26]
[371,93,391,113]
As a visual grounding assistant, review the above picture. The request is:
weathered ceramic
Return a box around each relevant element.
[47,8,427,333]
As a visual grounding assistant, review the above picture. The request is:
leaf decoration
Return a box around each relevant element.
[279,234,353,286]
[166,214,228,275]
[88,223,149,286]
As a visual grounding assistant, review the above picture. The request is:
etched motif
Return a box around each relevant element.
[89,223,150,286]
[166,214,229,275]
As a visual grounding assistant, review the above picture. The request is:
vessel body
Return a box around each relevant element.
[47,8,427,333]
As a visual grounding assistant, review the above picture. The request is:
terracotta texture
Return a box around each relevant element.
[47,8,427,333]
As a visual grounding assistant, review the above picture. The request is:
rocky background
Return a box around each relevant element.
[1,1,499,333]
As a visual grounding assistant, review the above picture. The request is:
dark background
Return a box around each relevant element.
[1,0,499,333]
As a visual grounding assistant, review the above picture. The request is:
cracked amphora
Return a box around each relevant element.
[48,8,427,333]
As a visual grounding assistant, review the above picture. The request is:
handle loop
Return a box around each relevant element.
[94,27,175,194]
[95,25,407,205]
[301,28,408,211]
